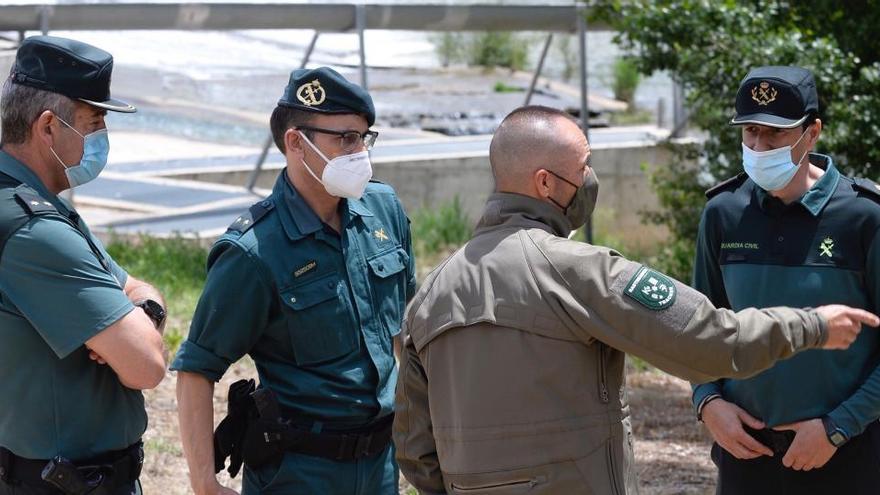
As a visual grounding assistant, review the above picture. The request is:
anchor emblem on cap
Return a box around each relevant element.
[296,79,326,107]
[751,81,778,106]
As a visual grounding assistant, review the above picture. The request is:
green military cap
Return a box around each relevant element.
[11,35,135,113]
[278,67,375,126]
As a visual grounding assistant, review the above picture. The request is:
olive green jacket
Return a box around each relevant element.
[393,192,827,495]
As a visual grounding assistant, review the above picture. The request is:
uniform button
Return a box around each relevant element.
[327,281,335,289]
[290,296,296,303]
[378,264,385,271]
[777,236,784,242]
[261,201,270,207]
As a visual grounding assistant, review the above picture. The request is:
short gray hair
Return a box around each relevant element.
[1,77,76,145]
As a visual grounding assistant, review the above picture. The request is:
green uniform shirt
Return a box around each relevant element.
[0,150,144,460]
[172,172,415,427]
[692,155,880,437]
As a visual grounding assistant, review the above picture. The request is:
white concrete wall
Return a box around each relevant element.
[169,141,686,248]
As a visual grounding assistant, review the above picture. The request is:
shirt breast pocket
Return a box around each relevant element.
[366,247,409,337]
[280,272,359,366]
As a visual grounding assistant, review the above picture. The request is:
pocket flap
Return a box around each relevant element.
[282,273,339,310]
[367,248,408,279]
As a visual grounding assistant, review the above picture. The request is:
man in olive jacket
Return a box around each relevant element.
[392,105,877,495]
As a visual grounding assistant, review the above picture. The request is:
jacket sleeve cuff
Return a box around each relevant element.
[827,405,862,439]
[692,382,723,411]
[170,339,232,382]
[810,309,829,347]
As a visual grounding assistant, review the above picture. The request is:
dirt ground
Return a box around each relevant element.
[140,362,716,494]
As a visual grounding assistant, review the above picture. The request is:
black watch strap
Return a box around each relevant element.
[135,299,167,329]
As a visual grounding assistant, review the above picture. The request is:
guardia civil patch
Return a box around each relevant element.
[625,266,676,310]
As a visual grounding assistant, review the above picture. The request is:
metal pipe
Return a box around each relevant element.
[356,3,368,89]
[0,4,601,33]
[39,5,50,34]
[246,31,320,192]
[577,6,592,243]
[524,34,553,106]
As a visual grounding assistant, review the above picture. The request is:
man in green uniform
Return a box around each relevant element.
[393,105,877,494]
[0,36,167,494]
[173,67,416,495]
[692,66,880,494]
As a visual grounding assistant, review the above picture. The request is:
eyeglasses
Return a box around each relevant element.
[297,125,379,152]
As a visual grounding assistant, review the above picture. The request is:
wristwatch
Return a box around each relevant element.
[821,416,849,447]
[135,299,167,330]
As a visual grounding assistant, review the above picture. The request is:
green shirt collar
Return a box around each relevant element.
[273,172,374,241]
[755,153,839,217]
[0,149,72,216]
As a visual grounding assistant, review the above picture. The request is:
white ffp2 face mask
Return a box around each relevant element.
[741,129,809,191]
[298,131,373,199]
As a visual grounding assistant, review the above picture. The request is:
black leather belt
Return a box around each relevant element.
[249,413,394,466]
[285,413,394,461]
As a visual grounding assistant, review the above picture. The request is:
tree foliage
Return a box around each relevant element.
[592,0,880,280]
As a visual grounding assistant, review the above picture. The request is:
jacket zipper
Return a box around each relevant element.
[451,477,544,492]
[598,343,609,403]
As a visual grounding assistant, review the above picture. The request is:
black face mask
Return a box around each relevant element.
[547,169,599,229]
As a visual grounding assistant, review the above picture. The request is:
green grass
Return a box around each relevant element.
[105,235,208,354]
[410,196,473,261]
[493,81,522,93]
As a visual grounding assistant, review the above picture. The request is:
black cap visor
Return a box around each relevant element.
[730,112,807,128]
[78,96,136,113]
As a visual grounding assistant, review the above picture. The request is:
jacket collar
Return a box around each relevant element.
[754,153,839,217]
[273,171,374,241]
[475,192,572,238]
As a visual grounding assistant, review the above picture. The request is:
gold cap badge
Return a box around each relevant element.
[296,79,326,107]
[751,81,778,106]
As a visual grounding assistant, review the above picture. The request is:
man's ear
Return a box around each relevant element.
[534,169,551,198]
[32,110,56,147]
[808,118,823,146]
[284,128,304,158]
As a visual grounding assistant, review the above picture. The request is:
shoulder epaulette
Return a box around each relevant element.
[851,177,880,202]
[12,185,57,216]
[227,199,275,234]
[705,173,748,199]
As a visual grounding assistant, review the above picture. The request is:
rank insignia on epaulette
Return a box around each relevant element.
[14,190,56,215]
[227,199,274,234]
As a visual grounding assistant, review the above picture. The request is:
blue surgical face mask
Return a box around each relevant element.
[741,129,809,191]
[49,116,110,189]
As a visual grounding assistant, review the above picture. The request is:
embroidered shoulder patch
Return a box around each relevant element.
[625,265,676,310]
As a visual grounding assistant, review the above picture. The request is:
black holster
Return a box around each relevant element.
[212,378,256,478]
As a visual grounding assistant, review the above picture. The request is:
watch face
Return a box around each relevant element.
[139,300,166,325]
[830,430,847,447]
